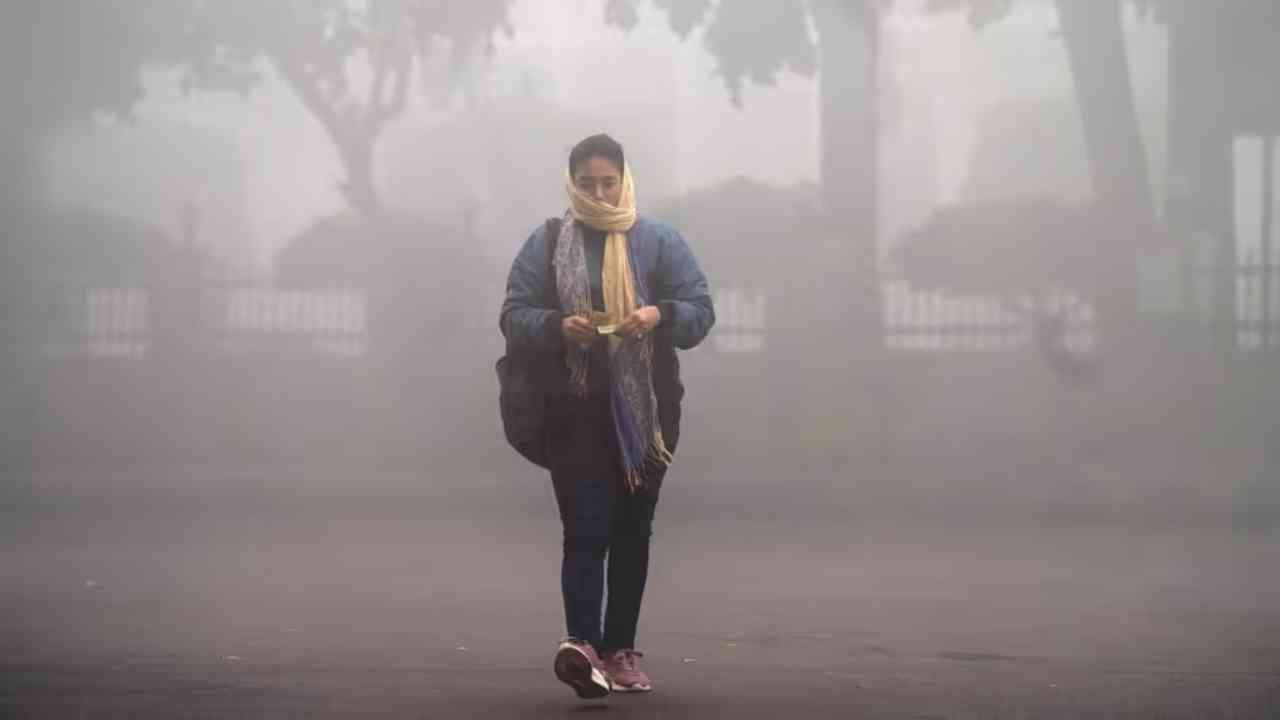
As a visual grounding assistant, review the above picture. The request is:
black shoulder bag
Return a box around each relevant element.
[495,217,563,469]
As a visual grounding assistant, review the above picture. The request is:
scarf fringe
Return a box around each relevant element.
[567,347,590,396]
[557,166,673,495]
[652,430,675,466]
[638,334,653,363]
[623,432,675,494]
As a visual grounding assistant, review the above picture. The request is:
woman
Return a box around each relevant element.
[499,134,714,698]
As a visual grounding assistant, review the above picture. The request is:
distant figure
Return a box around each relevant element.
[152,204,207,359]
[1030,304,1100,388]
[499,134,714,698]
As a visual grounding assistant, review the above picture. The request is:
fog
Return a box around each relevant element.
[2,1,1278,716]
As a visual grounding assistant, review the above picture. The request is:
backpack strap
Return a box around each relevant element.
[544,216,562,307]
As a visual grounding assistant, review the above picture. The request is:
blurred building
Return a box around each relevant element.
[41,118,256,278]
[1164,0,1280,343]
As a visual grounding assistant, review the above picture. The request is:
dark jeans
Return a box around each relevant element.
[548,393,664,654]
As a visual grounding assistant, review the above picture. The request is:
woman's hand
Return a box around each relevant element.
[561,315,596,345]
[617,306,661,339]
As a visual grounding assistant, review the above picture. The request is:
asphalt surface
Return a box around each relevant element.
[2,468,1279,718]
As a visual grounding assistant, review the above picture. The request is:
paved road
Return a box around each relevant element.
[2,471,1279,718]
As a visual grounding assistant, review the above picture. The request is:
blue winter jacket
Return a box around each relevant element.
[499,216,715,414]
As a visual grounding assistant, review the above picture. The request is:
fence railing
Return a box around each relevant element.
[37,262,1280,359]
[83,288,148,358]
[46,288,367,358]
[1231,252,1279,351]
[713,288,766,354]
[213,289,367,356]
[882,283,1095,353]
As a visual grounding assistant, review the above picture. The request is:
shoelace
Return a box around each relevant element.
[614,649,643,671]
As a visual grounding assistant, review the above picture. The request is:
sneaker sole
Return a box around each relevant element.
[554,647,611,699]
[610,681,652,693]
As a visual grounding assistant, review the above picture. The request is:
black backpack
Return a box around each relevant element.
[495,218,562,469]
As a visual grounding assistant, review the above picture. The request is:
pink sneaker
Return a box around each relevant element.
[553,638,611,699]
[603,649,652,692]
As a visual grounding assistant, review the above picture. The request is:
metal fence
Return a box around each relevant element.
[213,288,367,356]
[882,283,1096,353]
[40,260,1280,360]
[51,287,366,359]
[1232,248,1279,351]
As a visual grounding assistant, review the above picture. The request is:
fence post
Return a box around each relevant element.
[1211,138,1239,352]
[1262,136,1274,350]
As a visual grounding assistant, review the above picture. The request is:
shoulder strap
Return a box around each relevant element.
[544,217,561,256]
[544,217,562,307]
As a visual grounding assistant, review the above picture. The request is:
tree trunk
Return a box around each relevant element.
[0,132,40,212]
[1166,0,1245,352]
[1055,0,1154,353]
[271,54,387,220]
[338,135,383,220]
[810,0,887,467]
[813,0,882,338]
[0,134,42,471]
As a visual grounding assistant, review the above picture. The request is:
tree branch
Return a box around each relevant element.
[366,33,391,136]
[272,51,349,149]
[369,38,412,137]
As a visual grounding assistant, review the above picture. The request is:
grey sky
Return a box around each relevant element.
[38,0,1168,271]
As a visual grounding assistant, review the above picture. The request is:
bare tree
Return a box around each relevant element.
[606,0,887,357]
[927,0,1164,351]
[180,0,514,218]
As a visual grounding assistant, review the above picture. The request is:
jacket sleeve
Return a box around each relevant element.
[654,227,715,350]
[499,227,565,351]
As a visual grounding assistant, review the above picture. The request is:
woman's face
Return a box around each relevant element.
[572,155,623,207]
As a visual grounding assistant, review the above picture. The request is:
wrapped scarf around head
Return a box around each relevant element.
[553,164,674,492]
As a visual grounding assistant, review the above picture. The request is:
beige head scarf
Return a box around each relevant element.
[565,164,638,329]
[559,163,672,491]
